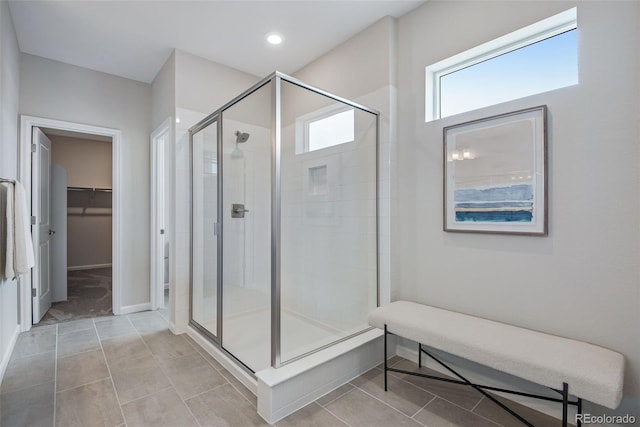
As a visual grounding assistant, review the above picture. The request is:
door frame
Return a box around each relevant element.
[150,117,172,311]
[19,115,122,330]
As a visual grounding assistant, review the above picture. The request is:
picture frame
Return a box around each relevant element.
[443,106,547,235]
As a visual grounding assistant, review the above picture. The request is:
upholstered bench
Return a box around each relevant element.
[368,301,625,427]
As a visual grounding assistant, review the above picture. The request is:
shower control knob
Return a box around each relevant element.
[231,204,249,218]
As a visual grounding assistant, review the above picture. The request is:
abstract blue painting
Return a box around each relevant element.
[444,106,547,235]
[454,184,533,223]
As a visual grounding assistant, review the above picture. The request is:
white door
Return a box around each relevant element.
[150,120,169,310]
[32,127,53,323]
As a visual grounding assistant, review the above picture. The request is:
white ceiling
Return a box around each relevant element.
[8,0,424,83]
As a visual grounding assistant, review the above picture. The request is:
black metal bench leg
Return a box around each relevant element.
[384,324,388,391]
[562,382,569,427]
[421,347,535,427]
[418,343,422,368]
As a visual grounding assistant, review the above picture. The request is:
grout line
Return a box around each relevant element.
[387,356,403,369]
[57,327,94,336]
[10,347,57,361]
[406,380,484,418]
[355,365,498,426]
[217,369,258,409]
[318,392,358,427]
[179,388,204,427]
[415,394,503,427]
[56,345,102,361]
[471,395,485,412]
[393,358,511,426]
[117,385,174,405]
[468,398,506,427]
[409,394,436,419]
[316,384,355,407]
[182,337,229,375]
[56,376,113,394]
[93,317,127,426]
[127,313,204,427]
[182,382,228,403]
[176,335,246,406]
[190,342,227,373]
[347,382,420,421]
[410,412,429,427]
[394,364,505,424]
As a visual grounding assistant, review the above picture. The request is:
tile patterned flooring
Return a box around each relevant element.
[0,311,561,427]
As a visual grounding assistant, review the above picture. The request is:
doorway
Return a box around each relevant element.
[18,116,122,330]
[150,118,172,319]
[39,128,113,324]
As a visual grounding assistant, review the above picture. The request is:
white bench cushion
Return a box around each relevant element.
[368,301,624,409]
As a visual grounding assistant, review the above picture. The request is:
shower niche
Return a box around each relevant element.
[190,72,379,420]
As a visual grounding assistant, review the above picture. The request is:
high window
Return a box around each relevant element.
[426,8,578,121]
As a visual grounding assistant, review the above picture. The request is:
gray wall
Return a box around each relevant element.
[396,1,639,417]
[175,49,259,114]
[0,0,21,374]
[172,49,259,331]
[294,15,396,100]
[20,54,152,308]
[151,51,175,130]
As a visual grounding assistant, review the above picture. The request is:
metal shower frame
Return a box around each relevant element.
[188,71,381,372]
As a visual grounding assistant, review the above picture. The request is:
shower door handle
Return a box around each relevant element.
[232,204,249,218]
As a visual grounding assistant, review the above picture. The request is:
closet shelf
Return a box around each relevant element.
[67,186,112,192]
[67,186,112,211]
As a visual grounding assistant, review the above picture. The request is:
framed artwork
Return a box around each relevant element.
[443,106,547,235]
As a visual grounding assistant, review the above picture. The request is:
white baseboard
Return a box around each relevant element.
[67,263,112,271]
[168,321,178,334]
[0,325,20,384]
[119,302,151,315]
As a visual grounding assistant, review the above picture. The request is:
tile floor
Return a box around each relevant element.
[41,268,113,325]
[0,311,562,427]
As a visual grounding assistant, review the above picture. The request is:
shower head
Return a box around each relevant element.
[235,130,250,143]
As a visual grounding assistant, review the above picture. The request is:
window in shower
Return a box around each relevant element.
[296,106,355,153]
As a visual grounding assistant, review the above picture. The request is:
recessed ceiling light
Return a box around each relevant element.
[266,32,284,45]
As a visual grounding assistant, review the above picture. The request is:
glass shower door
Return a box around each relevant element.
[221,83,272,372]
[191,118,219,339]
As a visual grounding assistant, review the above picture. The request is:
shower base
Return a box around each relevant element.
[189,284,383,422]
[187,325,384,423]
[195,284,373,372]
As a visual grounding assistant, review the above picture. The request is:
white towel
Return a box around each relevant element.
[3,182,15,280]
[3,181,35,280]
[14,181,35,275]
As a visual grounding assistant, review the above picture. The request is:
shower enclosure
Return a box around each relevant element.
[190,72,378,373]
